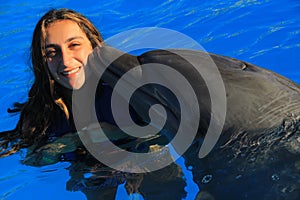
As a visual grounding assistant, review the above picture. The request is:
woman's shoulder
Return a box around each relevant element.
[46,112,76,137]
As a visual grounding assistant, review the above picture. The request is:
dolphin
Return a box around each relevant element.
[83,46,300,199]
[86,45,300,139]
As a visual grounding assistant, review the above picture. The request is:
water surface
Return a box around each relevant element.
[0,0,299,199]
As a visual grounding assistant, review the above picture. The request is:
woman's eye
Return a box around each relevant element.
[46,50,56,58]
[70,43,81,48]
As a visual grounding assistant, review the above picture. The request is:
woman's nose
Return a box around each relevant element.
[60,49,72,67]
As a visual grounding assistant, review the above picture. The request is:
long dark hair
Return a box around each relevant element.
[0,8,104,157]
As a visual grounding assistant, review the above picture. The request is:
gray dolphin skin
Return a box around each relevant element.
[87,46,300,199]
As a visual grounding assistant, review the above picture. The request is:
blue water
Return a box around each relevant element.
[0,0,299,199]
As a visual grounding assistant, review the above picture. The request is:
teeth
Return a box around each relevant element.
[62,67,80,75]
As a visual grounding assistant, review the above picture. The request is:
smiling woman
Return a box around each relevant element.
[0,7,145,200]
[45,20,94,89]
[0,9,104,157]
[0,8,143,164]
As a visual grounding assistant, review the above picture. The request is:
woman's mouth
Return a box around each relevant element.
[61,67,81,77]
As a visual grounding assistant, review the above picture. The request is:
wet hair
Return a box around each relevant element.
[0,8,104,157]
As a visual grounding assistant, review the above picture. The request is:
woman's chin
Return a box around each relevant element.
[69,79,85,90]
[59,72,86,90]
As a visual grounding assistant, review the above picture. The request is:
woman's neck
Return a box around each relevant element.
[58,77,100,129]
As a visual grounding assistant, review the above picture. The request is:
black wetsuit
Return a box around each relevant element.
[45,83,138,161]
[46,83,138,136]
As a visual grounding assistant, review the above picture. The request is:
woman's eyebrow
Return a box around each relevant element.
[65,36,84,43]
[45,36,84,48]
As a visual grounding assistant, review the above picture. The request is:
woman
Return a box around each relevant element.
[0,8,135,157]
[0,9,185,199]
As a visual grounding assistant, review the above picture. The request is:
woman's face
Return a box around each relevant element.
[45,20,93,89]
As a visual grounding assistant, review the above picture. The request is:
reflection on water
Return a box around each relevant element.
[16,123,199,199]
[12,114,300,199]
[14,115,300,199]
[20,131,198,200]
[0,147,196,200]
[66,154,187,200]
